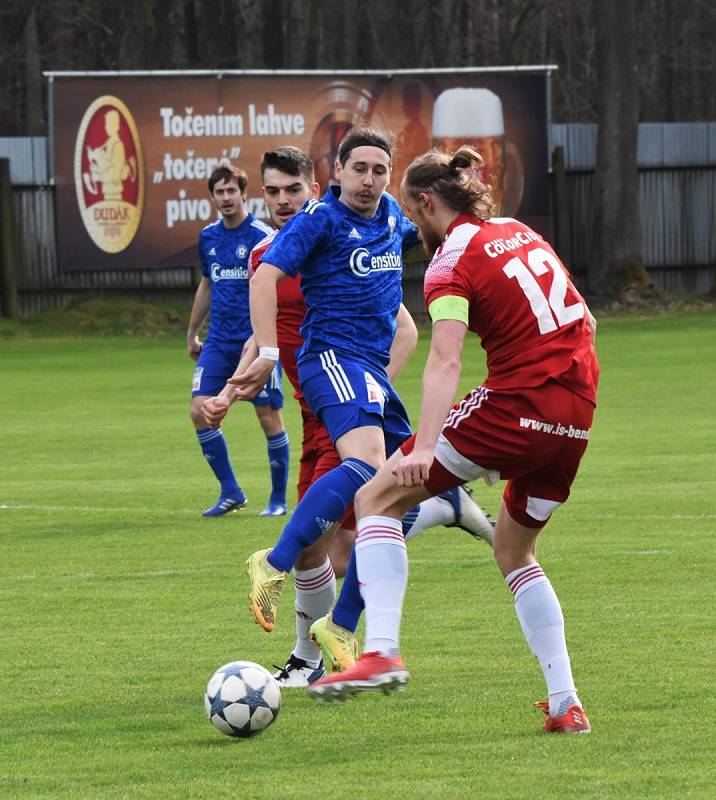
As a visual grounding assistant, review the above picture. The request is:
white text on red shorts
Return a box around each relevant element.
[519,417,590,440]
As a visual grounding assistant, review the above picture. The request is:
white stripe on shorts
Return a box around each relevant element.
[433,433,500,485]
[526,496,562,521]
[319,349,356,403]
[270,365,280,390]
[445,386,490,430]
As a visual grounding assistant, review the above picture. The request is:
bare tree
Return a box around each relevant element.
[589,0,648,299]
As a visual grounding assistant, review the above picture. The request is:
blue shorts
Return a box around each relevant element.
[192,338,283,409]
[298,349,412,456]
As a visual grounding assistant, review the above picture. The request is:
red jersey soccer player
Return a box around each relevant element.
[309,146,599,735]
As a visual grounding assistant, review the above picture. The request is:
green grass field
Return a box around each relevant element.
[2,308,715,799]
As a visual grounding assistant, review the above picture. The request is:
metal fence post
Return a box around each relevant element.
[551,145,572,270]
[0,157,19,319]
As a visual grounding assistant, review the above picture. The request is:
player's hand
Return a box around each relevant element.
[201,396,230,428]
[229,357,274,400]
[587,310,597,344]
[392,448,433,487]
[187,335,203,360]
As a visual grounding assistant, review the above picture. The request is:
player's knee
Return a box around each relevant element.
[354,480,394,519]
[256,406,284,436]
[353,483,373,519]
[190,400,206,427]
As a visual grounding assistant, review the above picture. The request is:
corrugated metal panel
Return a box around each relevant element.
[568,168,716,273]
[661,123,710,167]
[566,173,594,270]
[708,122,716,162]
[551,123,597,171]
[11,188,195,316]
[0,137,49,184]
[14,188,56,287]
[640,169,716,266]
[553,123,716,170]
[649,267,715,294]
[638,123,665,167]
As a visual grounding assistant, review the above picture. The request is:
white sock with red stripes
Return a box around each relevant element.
[293,558,336,665]
[355,515,408,658]
[505,562,582,716]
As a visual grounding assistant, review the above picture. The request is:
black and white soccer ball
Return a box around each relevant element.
[204,661,281,738]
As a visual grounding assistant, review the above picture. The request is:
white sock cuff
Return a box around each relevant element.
[505,562,548,600]
[294,559,335,594]
[356,516,405,551]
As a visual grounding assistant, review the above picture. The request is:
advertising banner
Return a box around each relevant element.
[51,70,551,272]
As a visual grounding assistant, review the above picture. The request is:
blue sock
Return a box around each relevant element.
[400,505,420,537]
[266,431,289,505]
[331,548,363,633]
[196,428,240,497]
[268,458,376,572]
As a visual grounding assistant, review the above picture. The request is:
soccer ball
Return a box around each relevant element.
[204,661,281,738]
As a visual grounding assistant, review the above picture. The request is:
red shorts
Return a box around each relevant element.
[401,381,595,528]
[296,408,355,530]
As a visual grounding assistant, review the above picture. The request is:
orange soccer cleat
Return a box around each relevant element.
[535,700,591,734]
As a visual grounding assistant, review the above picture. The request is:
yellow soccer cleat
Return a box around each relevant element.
[245,548,288,632]
[309,613,359,672]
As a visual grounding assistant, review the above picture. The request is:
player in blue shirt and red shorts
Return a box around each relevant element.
[187,165,289,517]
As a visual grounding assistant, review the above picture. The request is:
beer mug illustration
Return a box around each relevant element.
[309,81,373,192]
[432,88,524,215]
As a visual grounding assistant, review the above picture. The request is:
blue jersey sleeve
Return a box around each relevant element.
[261,200,332,277]
[198,230,211,278]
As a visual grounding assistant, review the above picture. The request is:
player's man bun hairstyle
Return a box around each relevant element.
[208,164,248,194]
[337,127,393,166]
[402,145,495,220]
[260,146,315,182]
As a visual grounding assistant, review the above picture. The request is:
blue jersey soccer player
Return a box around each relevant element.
[202,146,494,686]
[187,165,290,517]
[233,129,493,647]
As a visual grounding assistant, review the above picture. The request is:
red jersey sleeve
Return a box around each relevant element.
[249,231,306,399]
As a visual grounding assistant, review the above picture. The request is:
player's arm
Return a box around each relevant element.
[201,337,260,427]
[586,305,597,344]
[386,303,419,381]
[393,297,469,488]
[187,277,211,359]
[231,263,284,399]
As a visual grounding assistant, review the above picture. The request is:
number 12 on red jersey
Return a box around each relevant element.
[503,247,584,335]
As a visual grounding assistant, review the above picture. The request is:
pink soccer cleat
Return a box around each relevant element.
[307,651,410,703]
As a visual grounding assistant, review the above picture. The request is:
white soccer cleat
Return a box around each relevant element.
[445,485,495,545]
[272,653,325,688]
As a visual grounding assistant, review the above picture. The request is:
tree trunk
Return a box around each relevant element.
[589,0,648,300]
[23,4,44,134]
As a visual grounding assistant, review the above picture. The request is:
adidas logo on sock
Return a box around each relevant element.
[315,517,333,533]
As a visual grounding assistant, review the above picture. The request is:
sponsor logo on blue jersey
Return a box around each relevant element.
[348,247,402,277]
[210,263,249,281]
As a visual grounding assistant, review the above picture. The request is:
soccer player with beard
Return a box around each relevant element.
[308,146,599,736]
